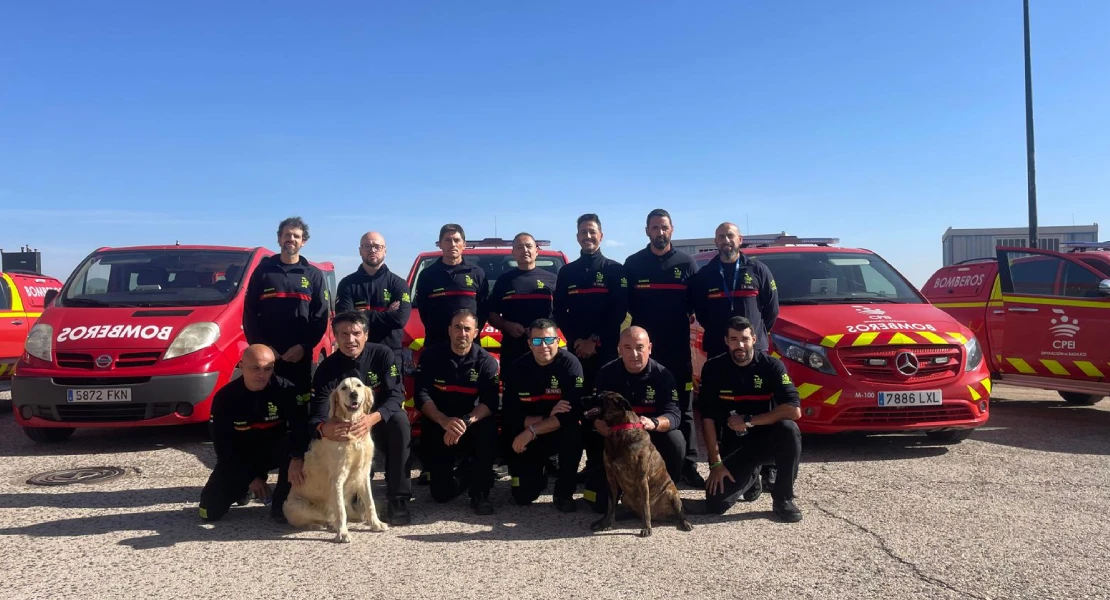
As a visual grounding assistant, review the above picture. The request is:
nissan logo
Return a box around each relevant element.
[95,355,113,369]
[895,351,919,376]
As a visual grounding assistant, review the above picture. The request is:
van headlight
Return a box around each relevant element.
[24,324,54,362]
[164,323,221,360]
[964,335,983,372]
[771,333,837,375]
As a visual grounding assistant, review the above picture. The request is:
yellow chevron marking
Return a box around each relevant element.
[796,383,822,400]
[853,332,879,346]
[823,390,842,406]
[888,332,918,345]
[771,351,782,359]
[1040,359,1069,376]
[1075,361,1105,378]
[1006,357,1036,374]
[480,335,501,349]
[917,331,948,345]
[403,397,414,408]
[968,385,981,401]
[947,332,968,345]
[408,338,425,351]
[820,334,844,348]
[981,378,992,394]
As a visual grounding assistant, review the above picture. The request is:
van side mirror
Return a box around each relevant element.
[1099,279,1110,297]
[43,289,59,307]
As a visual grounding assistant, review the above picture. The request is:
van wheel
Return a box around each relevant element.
[925,429,972,443]
[23,427,75,443]
[1059,391,1104,406]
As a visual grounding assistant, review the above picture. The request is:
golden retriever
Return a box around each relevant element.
[282,377,387,542]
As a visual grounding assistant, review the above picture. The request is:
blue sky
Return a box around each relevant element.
[2,1,1107,288]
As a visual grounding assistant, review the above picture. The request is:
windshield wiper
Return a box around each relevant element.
[62,298,112,307]
[780,299,822,305]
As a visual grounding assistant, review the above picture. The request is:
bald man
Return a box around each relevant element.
[581,327,686,513]
[336,231,412,370]
[199,345,302,522]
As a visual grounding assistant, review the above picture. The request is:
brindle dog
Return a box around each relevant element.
[585,391,694,537]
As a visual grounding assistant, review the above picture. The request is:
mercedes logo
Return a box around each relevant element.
[95,355,113,368]
[895,351,919,376]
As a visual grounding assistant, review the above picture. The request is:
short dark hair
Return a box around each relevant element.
[646,208,671,226]
[725,316,754,337]
[577,213,602,230]
[528,318,558,336]
[512,232,535,246]
[332,310,369,333]
[439,223,466,242]
[278,216,310,241]
[450,308,477,325]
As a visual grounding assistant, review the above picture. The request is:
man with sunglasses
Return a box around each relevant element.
[336,231,412,374]
[501,318,585,513]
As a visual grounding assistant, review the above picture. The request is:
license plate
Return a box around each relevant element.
[67,388,132,403]
[878,390,942,407]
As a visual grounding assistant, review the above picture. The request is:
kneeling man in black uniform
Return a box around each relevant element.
[502,318,584,512]
[583,326,686,513]
[699,316,803,522]
[301,310,412,526]
[200,344,300,522]
[413,309,500,515]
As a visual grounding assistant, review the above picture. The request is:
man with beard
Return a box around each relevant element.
[487,232,558,372]
[698,316,802,522]
[553,213,628,392]
[414,224,489,349]
[622,208,704,488]
[691,222,779,495]
[336,231,411,374]
[243,216,330,412]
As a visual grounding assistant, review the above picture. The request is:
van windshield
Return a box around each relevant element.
[58,249,253,307]
[699,251,924,305]
[409,253,566,307]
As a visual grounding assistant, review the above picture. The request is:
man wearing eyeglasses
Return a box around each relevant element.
[501,318,585,513]
[336,231,412,375]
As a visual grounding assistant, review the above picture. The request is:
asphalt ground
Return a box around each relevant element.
[0,385,1108,600]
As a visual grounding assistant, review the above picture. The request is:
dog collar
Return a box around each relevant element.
[609,422,644,432]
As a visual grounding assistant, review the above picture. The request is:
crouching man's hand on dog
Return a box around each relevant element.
[706,464,734,496]
[288,458,305,487]
[348,413,377,438]
[249,477,271,503]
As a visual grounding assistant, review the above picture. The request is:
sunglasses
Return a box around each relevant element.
[529,336,558,346]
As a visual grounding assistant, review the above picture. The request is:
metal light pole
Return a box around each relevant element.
[1024,0,1038,248]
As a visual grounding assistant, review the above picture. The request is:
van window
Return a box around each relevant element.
[0,279,11,311]
[1008,255,1061,296]
[59,249,253,308]
[751,252,923,304]
[1061,262,1103,298]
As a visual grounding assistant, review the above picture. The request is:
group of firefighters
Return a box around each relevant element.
[198,210,805,527]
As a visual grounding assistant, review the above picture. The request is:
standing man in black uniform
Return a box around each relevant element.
[200,344,301,523]
[691,221,780,494]
[582,326,686,513]
[243,216,330,411]
[487,232,558,372]
[502,318,584,513]
[336,231,411,375]
[699,316,802,522]
[413,224,489,349]
[301,311,412,526]
[553,213,628,392]
[623,208,705,488]
[413,309,500,515]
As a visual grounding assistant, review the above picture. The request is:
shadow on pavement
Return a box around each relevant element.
[798,432,951,464]
[963,399,1110,456]
[0,486,200,509]
[0,417,215,466]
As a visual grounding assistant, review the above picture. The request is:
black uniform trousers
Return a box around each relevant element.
[583,428,685,513]
[275,356,313,419]
[705,420,801,515]
[655,354,699,469]
[421,417,498,503]
[371,409,413,500]
[507,421,582,505]
[200,435,291,521]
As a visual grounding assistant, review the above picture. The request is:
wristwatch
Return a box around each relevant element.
[649,417,659,430]
[743,414,753,428]
[461,413,473,426]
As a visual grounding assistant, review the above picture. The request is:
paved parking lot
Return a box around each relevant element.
[1,385,1108,600]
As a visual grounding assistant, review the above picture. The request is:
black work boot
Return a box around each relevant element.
[772,498,802,523]
[387,498,412,526]
[470,494,494,515]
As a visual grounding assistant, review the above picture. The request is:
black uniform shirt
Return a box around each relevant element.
[553,250,628,355]
[623,245,697,371]
[489,267,558,362]
[502,348,585,430]
[242,254,330,355]
[696,351,800,430]
[304,343,404,456]
[413,258,489,347]
[335,264,412,351]
[691,252,778,355]
[209,374,300,476]
[412,342,500,418]
[594,357,681,426]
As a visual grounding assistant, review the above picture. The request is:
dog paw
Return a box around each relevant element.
[638,528,652,538]
[678,520,694,532]
[336,530,352,544]
[369,518,389,532]
[590,519,613,532]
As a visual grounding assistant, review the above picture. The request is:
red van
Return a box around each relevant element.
[691,236,991,441]
[1,271,64,387]
[923,242,1110,406]
[11,244,337,442]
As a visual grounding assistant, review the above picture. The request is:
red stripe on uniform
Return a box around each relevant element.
[357,306,388,312]
[634,283,687,290]
[250,420,284,430]
[429,290,477,298]
[504,293,553,300]
[260,292,311,301]
[719,394,773,401]
[435,384,479,395]
[519,394,562,402]
[568,288,609,295]
[632,406,656,414]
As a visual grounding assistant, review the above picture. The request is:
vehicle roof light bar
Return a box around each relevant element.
[462,237,552,249]
[1060,241,1110,252]
[742,235,840,248]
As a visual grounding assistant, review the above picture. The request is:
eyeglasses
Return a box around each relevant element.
[360,243,385,251]
[530,336,558,346]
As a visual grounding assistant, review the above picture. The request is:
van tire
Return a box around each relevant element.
[23,427,75,443]
[925,429,972,443]
[1059,392,1104,406]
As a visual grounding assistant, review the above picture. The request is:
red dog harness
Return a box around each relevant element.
[609,422,644,432]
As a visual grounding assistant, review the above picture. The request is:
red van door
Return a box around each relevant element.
[0,275,31,377]
[996,247,1110,382]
